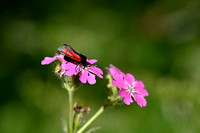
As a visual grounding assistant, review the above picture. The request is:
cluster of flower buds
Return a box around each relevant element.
[73,103,91,132]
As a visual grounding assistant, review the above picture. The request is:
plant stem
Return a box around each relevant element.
[77,106,105,133]
[68,90,73,133]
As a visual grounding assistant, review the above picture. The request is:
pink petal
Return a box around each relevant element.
[134,81,148,96]
[134,81,145,89]
[136,88,149,96]
[109,65,122,76]
[112,80,125,89]
[119,90,133,105]
[124,96,133,105]
[65,68,78,76]
[90,66,103,74]
[89,66,103,78]
[133,94,147,107]
[87,59,98,64]
[62,62,73,70]
[118,89,128,97]
[113,73,125,83]
[87,72,96,84]
[112,73,126,88]
[125,73,135,84]
[61,62,78,76]
[41,56,57,65]
[79,70,88,83]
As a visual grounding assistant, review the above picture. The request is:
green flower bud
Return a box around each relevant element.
[105,74,122,107]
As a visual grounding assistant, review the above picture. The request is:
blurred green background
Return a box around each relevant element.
[1,0,200,133]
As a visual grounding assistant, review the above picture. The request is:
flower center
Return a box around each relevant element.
[127,82,136,94]
[78,64,89,71]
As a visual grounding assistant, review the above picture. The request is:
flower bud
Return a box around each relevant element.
[105,74,122,107]
[73,103,91,132]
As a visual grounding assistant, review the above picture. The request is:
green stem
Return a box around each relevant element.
[68,90,73,133]
[63,82,74,133]
[77,106,105,133]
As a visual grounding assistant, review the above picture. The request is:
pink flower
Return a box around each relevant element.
[60,59,103,84]
[41,55,103,84]
[108,65,148,107]
[75,59,103,84]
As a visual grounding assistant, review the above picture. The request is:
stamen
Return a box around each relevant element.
[127,84,136,94]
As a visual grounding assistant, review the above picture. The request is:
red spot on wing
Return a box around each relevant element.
[62,48,81,62]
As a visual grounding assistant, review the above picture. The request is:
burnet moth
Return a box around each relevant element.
[57,44,89,67]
